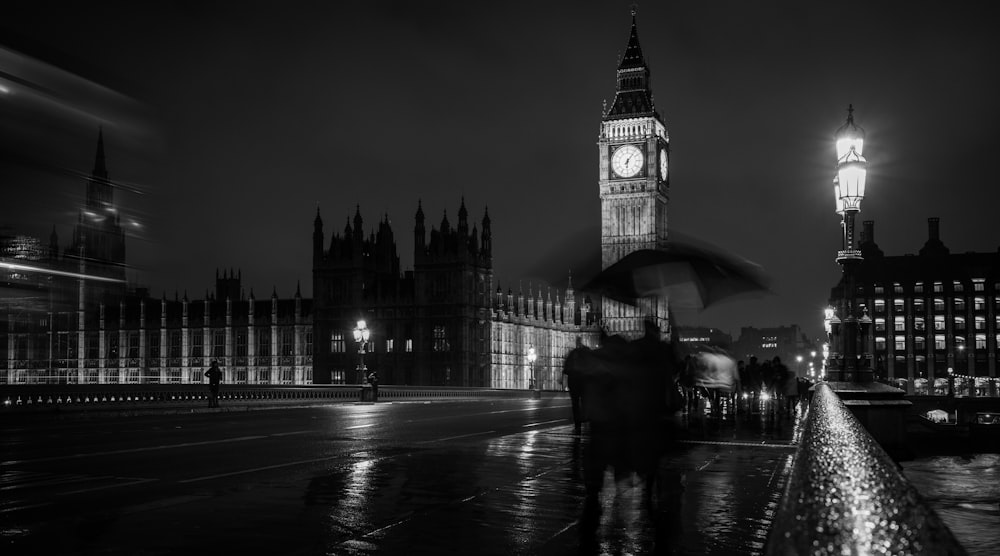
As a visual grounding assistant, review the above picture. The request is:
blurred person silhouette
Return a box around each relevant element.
[563,337,591,432]
[205,360,223,408]
[770,356,789,416]
[367,371,379,402]
[577,322,685,554]
[781,363,799,417]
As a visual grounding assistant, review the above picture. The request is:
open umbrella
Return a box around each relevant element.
[581,242,771,309]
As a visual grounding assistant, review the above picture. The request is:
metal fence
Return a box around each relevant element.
[1,384,547,411]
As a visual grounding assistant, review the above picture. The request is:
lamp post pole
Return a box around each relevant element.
[527,347,539,399]
[830,105,872,383]
[352,319,370,384]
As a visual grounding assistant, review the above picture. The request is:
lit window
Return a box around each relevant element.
[976,334,987,350]
[894,336,905,350]
[893,299,904,312]
[406,338,413,352]
[914,336,926,350]
[955,316,966,331]
[894,317,906,332]
[933,282,944,293]
[330,332,345,353]
[433,326,449,352]
[953,281,964,292]
[934,315,945,331]
[875,318,886,332]
[874,286,884,294]
[913,299,925,312]
[874,299,885,313]
[914,282,924,294]
[875,337,887,350]
[973,279,985,292]
[933,298,945,311]
[934,335,946,350]
[386,339,394,352]
[893,282,903,294]
[954,298,966,311]
[914,317,925,331]
[974,297,986,311]
[955,336,967,349]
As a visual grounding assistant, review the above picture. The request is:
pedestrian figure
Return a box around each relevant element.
[782,363,800,417]
[205,360,223,408]
[367,371,379,402]
[563,337,590,432]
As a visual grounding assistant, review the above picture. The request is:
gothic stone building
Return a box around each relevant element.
[5,12,670,387]
[311,202,600,387]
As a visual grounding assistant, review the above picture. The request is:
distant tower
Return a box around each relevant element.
[598,9,670,337]
[65,128,127,306]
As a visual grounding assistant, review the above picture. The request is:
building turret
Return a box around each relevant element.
[353,205,364,245]
[415,200,426,261]
[313,207,324,262]
[481,207,492,257]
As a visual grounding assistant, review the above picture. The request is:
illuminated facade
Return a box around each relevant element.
[311,203,600,387]
[832,218,1000,396]
[3,272,313,385]
[598,11,671,338]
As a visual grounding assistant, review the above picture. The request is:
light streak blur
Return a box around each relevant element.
[0,260,124,283]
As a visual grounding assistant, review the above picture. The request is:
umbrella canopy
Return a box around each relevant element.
[581,243,771,309]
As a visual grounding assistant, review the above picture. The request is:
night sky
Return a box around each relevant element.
[2,1,998,342]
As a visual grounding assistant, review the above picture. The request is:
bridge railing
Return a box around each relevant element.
[765,382,966,556]
[1,384,544,411]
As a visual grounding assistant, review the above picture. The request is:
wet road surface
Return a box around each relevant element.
[1,399,799,555]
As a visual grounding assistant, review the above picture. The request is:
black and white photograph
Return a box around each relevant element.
[2,1,999,554]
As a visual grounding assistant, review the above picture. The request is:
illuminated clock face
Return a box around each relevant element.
[659,148,668,179]
[611,144,643,178]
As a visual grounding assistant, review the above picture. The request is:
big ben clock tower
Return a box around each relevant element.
[599,10,670,337]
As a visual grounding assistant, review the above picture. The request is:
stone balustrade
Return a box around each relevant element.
[765,383,966,555]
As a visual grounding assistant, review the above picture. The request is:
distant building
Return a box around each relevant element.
[829,218,1000,396]
[674,326,732,351]
[731,325,817,374]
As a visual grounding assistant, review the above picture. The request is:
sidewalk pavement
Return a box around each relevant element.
[333,409,802,555]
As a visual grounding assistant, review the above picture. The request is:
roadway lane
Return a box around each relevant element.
[2,399,798,555]
[2,399,577,554]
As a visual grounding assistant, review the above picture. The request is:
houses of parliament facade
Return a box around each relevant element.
[2,13,673,387]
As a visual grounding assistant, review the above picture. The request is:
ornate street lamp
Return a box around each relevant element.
[527,347,538,399]
[352,319,370,384]
[829,105,872,383]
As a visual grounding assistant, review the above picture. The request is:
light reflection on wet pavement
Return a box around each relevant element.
[313,412,800,555]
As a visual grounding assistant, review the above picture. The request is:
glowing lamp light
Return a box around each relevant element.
[527,347,537,364]
[835,136,864,159]
[836,150,867,210]
[352,320,370,343]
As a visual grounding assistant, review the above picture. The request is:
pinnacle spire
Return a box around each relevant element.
[93,127,107,178]
[606,10,658,119]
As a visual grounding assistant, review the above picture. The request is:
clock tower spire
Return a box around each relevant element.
[598,8,671,338]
